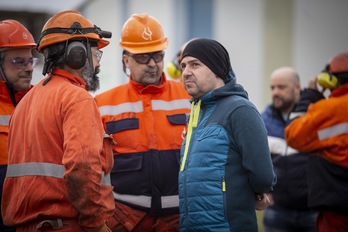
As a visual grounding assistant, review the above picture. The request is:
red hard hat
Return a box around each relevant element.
[0,19,36,49]
[329,52,348,73]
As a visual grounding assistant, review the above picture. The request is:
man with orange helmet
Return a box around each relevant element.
[285,52,348,232]
[0,19,37,232]
[95,13,191,231]
[2,10,114,232]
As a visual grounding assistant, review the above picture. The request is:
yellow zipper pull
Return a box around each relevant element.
[222,176,226,192]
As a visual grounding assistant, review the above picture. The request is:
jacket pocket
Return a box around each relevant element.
[164,114,188,149]
[166,114,187,125]
[106,118,140,152]
[111,154,147,194]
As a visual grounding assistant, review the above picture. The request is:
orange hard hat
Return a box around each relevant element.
[0,19,36,49]
[329,52,348,73]
[120,13,168,54]
[37,10,110,52]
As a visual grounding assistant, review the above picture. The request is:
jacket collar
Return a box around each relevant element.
[51,69,86,89]
[0,81,31,105]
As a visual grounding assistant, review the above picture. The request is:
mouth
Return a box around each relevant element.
[146,70,157,76]
[20,76,32,81]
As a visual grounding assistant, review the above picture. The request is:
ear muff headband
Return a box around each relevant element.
[37,25,112,50]
[317,64,338,89]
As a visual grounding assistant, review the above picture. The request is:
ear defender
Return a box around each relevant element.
[66,41,87,69]
[317,64,338,89]
[166,51,182,79]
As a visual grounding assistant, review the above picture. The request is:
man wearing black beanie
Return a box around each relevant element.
[178,38,276,231]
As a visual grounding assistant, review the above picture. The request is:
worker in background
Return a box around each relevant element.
[261,67,318,232]
[1,10,114,232]
[0,19,37,232]
[285,52,348,232]
[95,13,191,231]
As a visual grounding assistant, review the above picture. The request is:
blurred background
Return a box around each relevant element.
[1,0,347,231]
[1,0,347,110]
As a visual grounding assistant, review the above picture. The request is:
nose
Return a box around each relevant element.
[24,63,34,71]
[182,66,191,79]
[147,58,156,66]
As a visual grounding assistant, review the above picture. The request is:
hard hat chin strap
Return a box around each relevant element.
[0,66,17,106]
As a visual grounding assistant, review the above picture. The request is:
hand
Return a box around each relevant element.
[308,76,319,91]
[96,224,111,232]
[255,193,271,211]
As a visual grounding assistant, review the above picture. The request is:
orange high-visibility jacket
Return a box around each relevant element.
[285,84,348,168]
[95,74,191,215]
[2,69,114,230]
[0,81,30,165]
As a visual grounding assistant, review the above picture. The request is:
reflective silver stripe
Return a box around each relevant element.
[101,173,111,186]
[99,101,143,116]
[318,122,348,140]
[0,115,10,126]
[161,195,179,208]
[289,112,305,120]
[113,191,179,208]
[268,136,298,156]
[7,162,111,186]
[6,162,64,178]
[113,191,151,208]
[152,99,191,111]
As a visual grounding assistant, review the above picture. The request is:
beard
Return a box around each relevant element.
[82,64,100,92]
[272,96,294,112]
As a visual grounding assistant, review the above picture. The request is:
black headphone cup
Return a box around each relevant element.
[66,41,87,69]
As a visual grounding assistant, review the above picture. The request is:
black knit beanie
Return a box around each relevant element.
[181,38,233,82]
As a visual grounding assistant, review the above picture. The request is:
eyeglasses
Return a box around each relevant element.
[94,49,103,62]
[127,51,165,64]
[6,57,39,69]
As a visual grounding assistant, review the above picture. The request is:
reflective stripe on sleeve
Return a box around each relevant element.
[7,162,112,186]
[0,115,10,126]
[99,101,143,116]
[113,191,179,209]
[152,99,191,111]
[101,173,111,186]
[318,122,348,140]
[268,136,298,156]
[289,112,305,120]
[6,162,65,178]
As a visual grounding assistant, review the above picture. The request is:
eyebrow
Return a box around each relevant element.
[183,58,200,65]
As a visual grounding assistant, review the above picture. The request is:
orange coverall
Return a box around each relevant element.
[2,69,114,231]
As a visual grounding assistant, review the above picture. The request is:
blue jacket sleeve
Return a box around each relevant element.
[230,104,277,193]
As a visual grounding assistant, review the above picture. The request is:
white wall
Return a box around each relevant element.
[293,0,348,88]
[215,0,264,109]
[4,0,347,109]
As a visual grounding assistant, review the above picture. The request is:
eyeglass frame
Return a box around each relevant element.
[125,51,165,64]
[4,57,39,69]
[94,49,103,62]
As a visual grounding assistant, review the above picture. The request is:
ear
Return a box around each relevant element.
[122,55,130,69]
